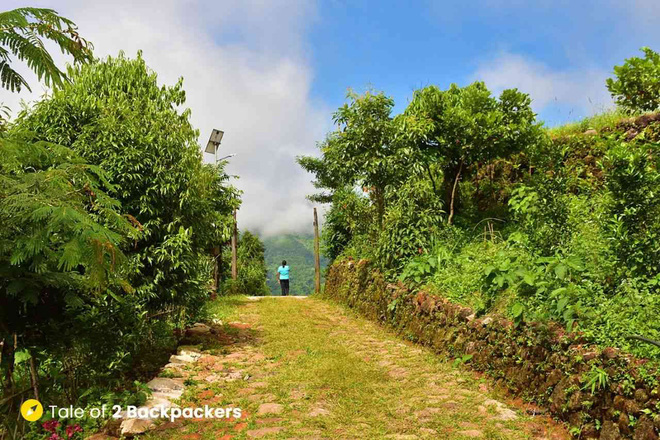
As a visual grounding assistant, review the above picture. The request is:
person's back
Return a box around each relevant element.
[277,260,290,296]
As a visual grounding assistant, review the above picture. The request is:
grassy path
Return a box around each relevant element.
[146,296,567,439]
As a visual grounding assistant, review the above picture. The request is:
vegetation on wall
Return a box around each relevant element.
[304,48,660,361]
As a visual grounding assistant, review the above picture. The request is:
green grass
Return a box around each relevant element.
[545,108,635,137]
[148,297,565,439]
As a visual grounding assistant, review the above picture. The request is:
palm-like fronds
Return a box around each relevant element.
[0,7,93,92]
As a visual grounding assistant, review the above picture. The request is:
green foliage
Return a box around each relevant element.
[583,366,610,395]
[321,188,373,261]
[223,231,268,296]
[1,53,239,433]
[377,178,445,271]
[0,7,93,92]
[298,90,402,226]
[606,47,660,113]
[14,53,239,314]
[395,82,543,222]
[308,61,660,360]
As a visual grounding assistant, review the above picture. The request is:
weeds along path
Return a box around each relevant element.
[146,296,568,440]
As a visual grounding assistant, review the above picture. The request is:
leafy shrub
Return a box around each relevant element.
[377,179,445,271]
[2,53,239,425]
[223,231,268,296]
[606,47,660,113]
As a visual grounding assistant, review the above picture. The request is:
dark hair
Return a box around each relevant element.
[282,260,287,266]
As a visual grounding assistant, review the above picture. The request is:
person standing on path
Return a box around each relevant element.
[277,260,290,296]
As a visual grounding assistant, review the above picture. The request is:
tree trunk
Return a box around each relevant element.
[2,334,16,397]
[313,208,321,295]
[447,160,463,225]
[29,353,39,400]
[374,187,385,231]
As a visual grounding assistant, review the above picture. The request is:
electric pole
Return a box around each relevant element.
[231,208,238,280]
[314,207,321,295]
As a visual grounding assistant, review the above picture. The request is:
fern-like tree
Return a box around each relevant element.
[0,7,92,93]
[0,131,137,408]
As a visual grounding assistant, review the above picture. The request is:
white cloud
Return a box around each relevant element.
[472,52,613,117]
[1,0,329,237]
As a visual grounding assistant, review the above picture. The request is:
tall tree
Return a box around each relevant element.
[0,7,92,92]
[396,82,542,224]
[298,90,405,228]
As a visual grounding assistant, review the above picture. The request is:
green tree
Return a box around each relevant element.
[298,90,404,228]
[0,7,92,92]
[14,53,240,317]
[396,82,542,223]
[606,47,660,113]
[223,231,268,295]
[0,131,136,409]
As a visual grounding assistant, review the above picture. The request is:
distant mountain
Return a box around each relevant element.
[263,233,328,296]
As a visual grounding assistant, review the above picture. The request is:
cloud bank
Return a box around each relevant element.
[2,0,328,237]
[473,53,613,122]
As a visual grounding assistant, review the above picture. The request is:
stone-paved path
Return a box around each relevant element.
[140,296,569,440]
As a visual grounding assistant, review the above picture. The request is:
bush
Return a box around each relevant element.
[606,47,660,113]
[222,231,268,296]
[2,53,239,424]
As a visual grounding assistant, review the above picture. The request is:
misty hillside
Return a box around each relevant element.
[263,233,328,295]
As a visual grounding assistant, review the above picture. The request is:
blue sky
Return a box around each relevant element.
[307,0,660,126]
[4,0,660,234]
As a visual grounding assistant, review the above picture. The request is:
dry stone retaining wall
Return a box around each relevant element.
[324,258,660,440]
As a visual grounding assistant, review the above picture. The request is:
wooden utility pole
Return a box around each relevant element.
[212,245,221,297]
[313,207,321,294]
[231,209,238,280]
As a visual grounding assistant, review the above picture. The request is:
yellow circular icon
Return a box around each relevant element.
[20,399,43,422]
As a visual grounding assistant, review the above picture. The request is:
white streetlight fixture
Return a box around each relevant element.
[218,153,236,161]
[205,128,224,163]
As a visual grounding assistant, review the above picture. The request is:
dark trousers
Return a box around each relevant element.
[280,279,290,296]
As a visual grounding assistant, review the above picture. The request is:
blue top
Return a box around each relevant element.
[277,265,290,280]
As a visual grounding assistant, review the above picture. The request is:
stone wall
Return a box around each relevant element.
[324,258,660,440]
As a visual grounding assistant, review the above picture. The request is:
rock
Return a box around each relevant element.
[179,349,202,359]
[147,377,185,392]
[635,389,649,403]
[603,347,620,359]
[308,407,330,417]
[625,398,642,415]
[567,391,583,411]
[618,412,631,436]
[255,418,284,425]
[169,354,197,364]
[633,415,659,440]
[582,351,599,361]
[224,371,244,381]
[119,419,155,437]
[247,427,284,438]
[614,395,626,411]
[186,323,211,336]
[257,403,283,415]
[86,435,116,440]
[482,399,517,421]
[600,420,621,440]
[458,430,482,438]
[481,317,493,326]
[583,129,598,136]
